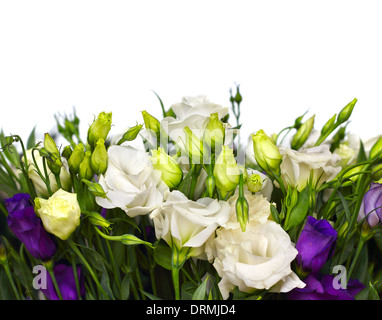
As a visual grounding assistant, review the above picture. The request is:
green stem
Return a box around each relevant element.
[134,266,146,300]
[3,263,21,300]
[347,237,366,281]
[70,254,83,300]
[44,261,63,300]
[142,217,158,296]
[68,240,110,299]
[172,266,180,300]
[105,239,121,291]
[16,136,36,198]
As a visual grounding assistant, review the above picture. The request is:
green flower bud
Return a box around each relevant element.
[372,163,382,181]
[321,114,337,136]
[90,138,108,175]
[43,133,62,175]
[213,146,240,195]
[337,98,357,124]
[204,112,225,153]
[150,147,183,189]
[293,111,308,130]
[370,136,382,160]
[117,123,143,145]
[83,211,111,229]
[81,179,108,198]
[61,145,73,160]
[247,173,263,193]
[68,143,85,174]
[291,115,315,150]
[251,129,282,176]
[87,112,112,147]
[44,133,60,155]
[236,172,248,232]
[342,164,364,184]
[236,196,249,232]
[79,151,94,181]
[235,88,242,104]
[206,175,216,198]
[142,110,161,137]
[184,126,208,164]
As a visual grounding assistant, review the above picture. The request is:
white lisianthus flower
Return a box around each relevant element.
[333,133,360,168]
[205,196,305,299]
[150,190,231,258]
[25,149,71,198]
[36,189,81,240]
[161,96,229,157]
[95,141,169,217]
[279,144,342,191]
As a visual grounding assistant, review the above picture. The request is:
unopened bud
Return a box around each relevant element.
[68,143,85,174]
[142,111,161,138]
[90,138,108,175]
[149,147,183,189]
[372,164,382,182]
[236,196,249,232]
[206,175,216,198]
[87,112,112,147]
[234,86,242,104]
[370,136,382,160]
[321,114,337,136]
[291,115,315,150]
[251,129,282,176]
[213,146,240,195]
[117,123,143,145]
[337,98,357,124]
[43,133,62,175]
[84,211,111,229]
[184,127,207,164]
[61,145,73,160]
[79,151,94,181]
[204,112,225,153]
[81,179,108,198]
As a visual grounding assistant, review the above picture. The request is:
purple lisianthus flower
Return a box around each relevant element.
[287,273,364,300]
[296,216,337,274]
[358,183,382,228]
[41,262,85,300]
[5,193,57,261]
[4,193,32,214]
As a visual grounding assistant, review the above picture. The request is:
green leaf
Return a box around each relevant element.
[121,273,131,300]
[181,281,196,300]
[284,186,310,230]
[26,126,37,149]
[368,282,380,300]
[139,289,163,300]
[154,240,172,270]
[270,203,280,224]
[357,139,367,163]
[192,277,209,300]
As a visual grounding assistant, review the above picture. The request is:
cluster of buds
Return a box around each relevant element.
[66,112,111,180]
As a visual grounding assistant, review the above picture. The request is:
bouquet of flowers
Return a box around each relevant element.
[1,86,382,301]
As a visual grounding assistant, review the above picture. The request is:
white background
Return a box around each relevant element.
[1,0,382,148]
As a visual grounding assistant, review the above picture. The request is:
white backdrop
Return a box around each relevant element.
[1,0,382,148]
